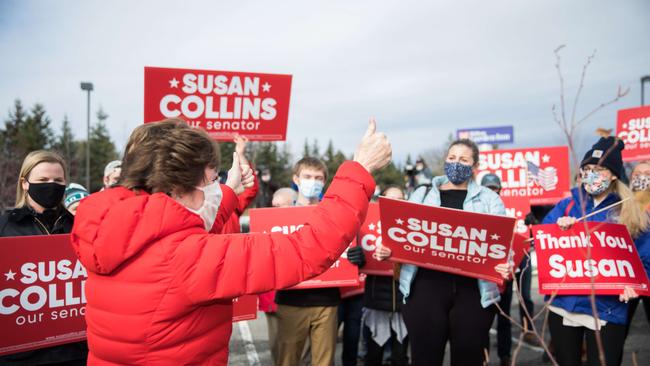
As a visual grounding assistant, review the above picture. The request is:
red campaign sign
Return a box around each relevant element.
[144,66,292,141]
[358,203,394,276]
[511,234,532,270]
[478,146,571,205]
[249,206,359,289]
[340,273,366,299]
[616,106,650,162]
[0,235,86,356]
[378,197,516,285]
[232,295,257,322]
[533,222,650,295]
[501,196,531,236]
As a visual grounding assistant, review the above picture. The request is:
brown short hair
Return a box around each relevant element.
[448,139,480,166]
[293,157,328,180]
[120,119,220,195]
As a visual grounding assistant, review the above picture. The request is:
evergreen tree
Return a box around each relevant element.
[372,162,406,190]
[251,142,293,187]
[76,108,119,192]
[310,139,320,158]
[52,115,80,180]
[19,103,54,151]
[302,139,310,158]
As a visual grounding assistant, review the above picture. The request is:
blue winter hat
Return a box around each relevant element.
[64,183,89,208]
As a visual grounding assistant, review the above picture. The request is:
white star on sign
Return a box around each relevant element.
[4,269,16,281]
[368,223,376,231]
[262,82,271,92]
[516,210,522,217]
[542,154,550,163]
[623,123,627,129]
[396,218,404,225]
[490,234,500,240]
[169,78,179,88]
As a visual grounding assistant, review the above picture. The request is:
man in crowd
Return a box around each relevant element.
[274,157,364,366]
[103,160,122,189]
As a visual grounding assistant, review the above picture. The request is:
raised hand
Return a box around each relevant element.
[233,134,250,167]
[353,118,392,173]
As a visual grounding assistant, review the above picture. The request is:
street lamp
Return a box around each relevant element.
[642,76,650,106]
[80,82,93,190]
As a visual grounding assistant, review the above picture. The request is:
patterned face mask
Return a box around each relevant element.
[631,175,650,192]
[581,170,611,196]
[444,162,473,185]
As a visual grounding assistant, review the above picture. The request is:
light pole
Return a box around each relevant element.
[80,82,93,190]
[642,76,650,106]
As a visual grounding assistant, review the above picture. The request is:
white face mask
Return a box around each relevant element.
[298,179,324,199]
[188,181,222,231]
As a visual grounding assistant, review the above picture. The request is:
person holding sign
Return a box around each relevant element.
[0,151,88,364]
[273,157,366,366]
[70,118,391,365]
[375,139,511,366]
[362,186,409,366]
[541,137,649,366]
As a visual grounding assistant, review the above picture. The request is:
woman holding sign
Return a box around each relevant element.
[70,118,391,365]
[376,138,511,366]
[542,137,648,366]
[0,151,88,365]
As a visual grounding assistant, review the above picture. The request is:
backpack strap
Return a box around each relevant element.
[413,183,433,203]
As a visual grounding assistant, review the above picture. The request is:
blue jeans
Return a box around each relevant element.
[338,295,364,366]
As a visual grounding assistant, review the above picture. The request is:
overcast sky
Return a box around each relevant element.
[1,0,649,166]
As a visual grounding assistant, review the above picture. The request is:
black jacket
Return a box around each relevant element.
[0,205,87,365]
[0,205,74,237]
[363,275,403,312]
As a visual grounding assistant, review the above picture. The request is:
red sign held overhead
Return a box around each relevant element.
[144,67,292,141]
[533,222,650,295]
[358,203,394,276]
[616,106,650,162]
[0,235,87,356]
[378,197,516,285]
[248,206,359,289]
[478,146,571,205]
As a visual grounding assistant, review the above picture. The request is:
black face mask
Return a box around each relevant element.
[27,182,66,209]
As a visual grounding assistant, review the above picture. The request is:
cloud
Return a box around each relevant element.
[0,0,648,167]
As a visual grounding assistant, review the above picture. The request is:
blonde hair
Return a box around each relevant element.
[15,150,67,207]
[612,179,649,238]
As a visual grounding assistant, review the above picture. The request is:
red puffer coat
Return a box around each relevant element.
[71,161,374,365]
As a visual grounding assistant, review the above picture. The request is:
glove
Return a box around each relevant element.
[347,246,366,268]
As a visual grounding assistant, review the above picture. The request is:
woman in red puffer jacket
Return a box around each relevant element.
[71,118,390,365]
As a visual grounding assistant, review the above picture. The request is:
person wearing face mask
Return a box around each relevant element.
[374,139,512,366]
[0,150,88,365]
[274,156,367,366]
[70,118,391,365]
[626,161,650,332]
[541,137,648,366]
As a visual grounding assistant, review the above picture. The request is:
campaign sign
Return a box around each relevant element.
[478,146,571,205]
[340,273,366,299]
[378,197,516,284]
[144,66,292,141]
[501,196,531,236]
[0,235,86,356]
[616,106,650,162]
[533,222,650,295]
[249,206,359,289]
[232,295,257,322]
[358,203,394,276]
[457,126,514,144]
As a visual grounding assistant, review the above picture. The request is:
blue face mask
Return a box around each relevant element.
[444,162,473,185]
[298,179,324,199]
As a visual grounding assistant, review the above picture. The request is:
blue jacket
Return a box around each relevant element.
[541,186,630,324]
[399,175,506,308]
